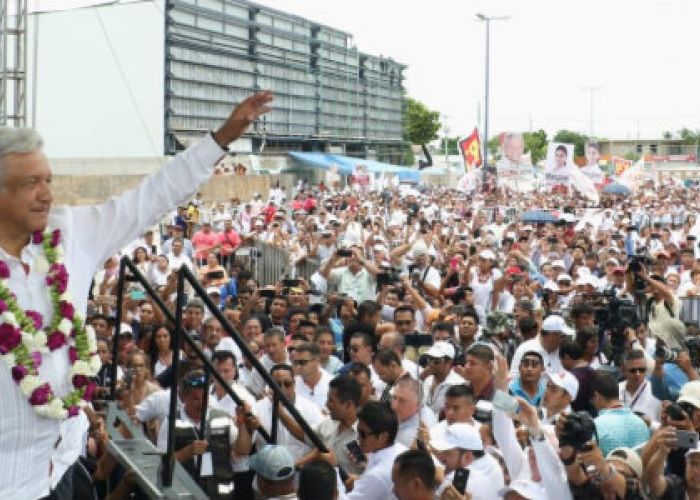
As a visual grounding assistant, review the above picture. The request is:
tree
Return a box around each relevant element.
[662,131,673,140]
[553,130,589,157]
[523,129,548,164]
[678,127,700,145]
[405,97,441,168]
[438,137,460,155]
[487,136,500,158]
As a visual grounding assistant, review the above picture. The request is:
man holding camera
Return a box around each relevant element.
[320,246,379,304]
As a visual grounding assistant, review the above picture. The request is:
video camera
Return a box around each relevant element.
[558,411,597,450]
[627,254,654,293]
[655,337,700,368]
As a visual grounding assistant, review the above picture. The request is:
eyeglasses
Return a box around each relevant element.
[293,359,311,366]
[628,367,647,374]
[184,373,207,388]
[275,380,294,388]
[395,320,413,326]
[521,359,542,368]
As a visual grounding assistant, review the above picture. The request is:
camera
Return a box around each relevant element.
[377,268,401,287]
[558,411,597,450]
[656,337,700,367]
[336,248,353,257]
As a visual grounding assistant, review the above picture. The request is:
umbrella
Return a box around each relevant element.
[520,210,558,224]
[603,183,631,195]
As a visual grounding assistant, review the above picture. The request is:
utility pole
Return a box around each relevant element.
[581,86,602,137]
[476,13,510,189]
[0,0,28,127]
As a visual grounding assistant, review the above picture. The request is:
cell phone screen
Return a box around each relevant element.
[452,468,470,494]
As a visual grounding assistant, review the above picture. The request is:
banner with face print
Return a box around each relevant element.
[495,132,535,192]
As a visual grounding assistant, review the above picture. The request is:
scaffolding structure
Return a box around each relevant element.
[0,0,27,127]
[165,0,406,162]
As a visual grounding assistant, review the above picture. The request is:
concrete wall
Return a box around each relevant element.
[51,174,271,206]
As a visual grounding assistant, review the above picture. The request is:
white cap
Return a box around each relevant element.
[556,273,572,283]
[546,370,579,399]
[551,259,566,269]
[605,257,620,266]
[543,280,559,292]
[206,286,221,296]
[575,275,598,288]
[685,442,700,458]
[678,380,700,409]
[498,480,546,499]
[425,341,455,360]
[542,315,574,336]
[523,225,534,231]
[430,423,483,452]
[479,249,496,260]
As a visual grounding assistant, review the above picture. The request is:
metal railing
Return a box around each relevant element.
[108,257,327,496]
[234,240,321,286]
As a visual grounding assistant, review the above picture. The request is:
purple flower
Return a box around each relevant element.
[25,310,43,330]
[67,405,80,418]
[0,299,7,314]
[11,365,28,382]
[47,331,66,351]
[29,384,51,406]
[0,261,10,279]
[58,302,74,321]
[30,351,42,368]
[68,347,78,364]
[0,324,21,354]
[51,229,61,248]
[83,382,97,402]
[32,231,44,245]
[72,374,90,388]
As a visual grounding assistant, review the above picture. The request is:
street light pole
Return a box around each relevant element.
[581,85,602,137]
[476,13,510,191]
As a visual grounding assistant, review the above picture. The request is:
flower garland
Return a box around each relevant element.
[0,228,100,419]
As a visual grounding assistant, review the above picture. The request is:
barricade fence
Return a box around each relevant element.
[234,240,321,286]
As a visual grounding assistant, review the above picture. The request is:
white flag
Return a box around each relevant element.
[570,166,599,204]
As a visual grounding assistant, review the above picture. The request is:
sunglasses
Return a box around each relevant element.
[293,359,311,366]
[628,367,646,374]
[184,374,207,388]
[275,380,294,388]
[395,320,413,326]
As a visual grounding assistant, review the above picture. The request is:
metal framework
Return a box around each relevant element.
[164,0,406,162]
[0,0,27,127]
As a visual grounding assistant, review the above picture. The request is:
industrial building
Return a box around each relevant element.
[17,0,406,162]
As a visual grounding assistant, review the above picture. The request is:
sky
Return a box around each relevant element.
[254,0,700,141]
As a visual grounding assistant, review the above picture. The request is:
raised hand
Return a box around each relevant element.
[213,91,274,148]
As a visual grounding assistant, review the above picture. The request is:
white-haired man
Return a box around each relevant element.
[0,92,272,498]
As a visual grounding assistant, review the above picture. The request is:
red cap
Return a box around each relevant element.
[505,266,523,275]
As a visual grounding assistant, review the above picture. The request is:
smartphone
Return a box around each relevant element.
[346,440,366,463]
[130,290,146,301]
[676,430,699,449]
[283,278,300,288]
[452,468,470,495]
[259,289,276,299]
[493,390,520,414]
[207,270,224,280]
[337,248,353,257]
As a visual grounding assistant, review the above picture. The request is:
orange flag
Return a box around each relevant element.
[459,128,482,169]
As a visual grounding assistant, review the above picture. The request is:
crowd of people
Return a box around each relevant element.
[77,175,700,500]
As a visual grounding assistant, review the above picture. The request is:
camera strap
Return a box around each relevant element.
[623,381,647,409]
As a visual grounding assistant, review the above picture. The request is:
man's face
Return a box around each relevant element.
[519,355,544,383]
[0,150,53,236]
[358,420,384,455]
[184,306,203,330]
[139,304,154,324]
[573,313,595,330]
[437,448,463,473]
[459,315,478,341]
[272,369,295,401]
[504,136,524,163]
[292,349,318,380]
[349,338,372,365]
[555,149,567,168]
[385,291,400,308]
[270,298,287,320]
[540,331,563,353]
[182,387,205,421]
[391,387,420,422]
[97,340,111,364]
[543,381,569,410]
[687,455,700,492]
[172,241,183,255]
[215,358,236,384]
[394,311,415,335]
[464,355,491,384]
[443,396,475,425]
[350,372,373,406]
[264,336,286,363]
[92,318,111,337]
[372,360,399,385]
[585,145,600,166]
[315,333,335,358]
[623,358,648,392]
[204,320,222,348]
[326,387,348,422]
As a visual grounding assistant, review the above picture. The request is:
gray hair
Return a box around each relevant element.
[0,128,44,187]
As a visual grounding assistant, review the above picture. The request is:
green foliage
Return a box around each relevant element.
[523,129,548,164]
[403,144,415,166]
[553,130,589,157]
[662,131,673,140]
[404,97,441,146]
[678,127,700,145]
[439,137,460,155]
[487,136,500,158]
[624,151,641,161]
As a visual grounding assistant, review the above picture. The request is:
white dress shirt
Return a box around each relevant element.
[0,134,223,498]
[510,337,564,376]
[395,406,437,448]
[422,370,465,415]
[295,369,332,411]
[437,454,504,500]
[619,379,661,423]
[347,442,407,500]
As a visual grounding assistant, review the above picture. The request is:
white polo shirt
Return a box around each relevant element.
[295,368,333,411]
[619,380,661,423]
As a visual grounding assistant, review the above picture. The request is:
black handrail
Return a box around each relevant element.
[108,257,328,489]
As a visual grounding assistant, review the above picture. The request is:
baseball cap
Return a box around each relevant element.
[677,380,700,409]
[685,442,700,458]
[556,274,572,283]
[430,423,483,452]
[551,260,566,269]
[606,447,643,479]
[605,257,620,266]
[206,286,221,296]
[542,280,559,292]
[425,341,455,360]
[478,249,496,260]
[542,315,574,336]
[248,445,295,481]
[546,370,579,399]
[498,479,545,499]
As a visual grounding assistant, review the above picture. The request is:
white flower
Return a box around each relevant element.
[60,292,73,303]
[34,254,50,274]
[86,326,97,352]
[58,318,73,337]
[70,360,92,377]
[1,352,16,367]
[23,331,48,353]
[19,374,43,396]
[2,311,18,327]
[47,397,67,419]
[33,403,50,418]
[0,279,8,289]
[55,246,64,259]
[89,354,102,374]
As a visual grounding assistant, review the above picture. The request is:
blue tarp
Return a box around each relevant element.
[288,152,421,183]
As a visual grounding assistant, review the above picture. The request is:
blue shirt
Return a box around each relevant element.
[651,363,689,402]
[508,378,546,407]
[594,407,650,456]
